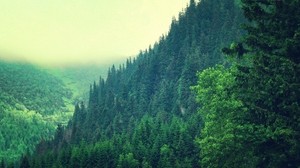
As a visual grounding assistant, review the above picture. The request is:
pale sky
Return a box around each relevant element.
[0,0,189,66]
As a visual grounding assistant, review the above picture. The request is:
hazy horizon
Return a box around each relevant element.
[0,0,190,66]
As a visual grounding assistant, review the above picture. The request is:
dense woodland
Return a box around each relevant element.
[16,0,243,167]
[1,0,299,167]
[0,61,72,162]
[0,62,108,163]
[0,61,72,115]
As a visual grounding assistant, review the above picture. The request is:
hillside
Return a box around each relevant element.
[22,0,246,167]
[0,60,73,161]
[0,61,72,115]
[0,60,110,162]
[6,0,299,167]
[47,64,110,104]
[70,0,245,141]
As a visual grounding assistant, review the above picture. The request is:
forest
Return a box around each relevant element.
[0,61,107,162]
[1,0,299,167]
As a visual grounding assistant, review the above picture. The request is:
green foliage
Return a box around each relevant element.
[194,0,300,167]
[117,153,139,168]
[193,66,258,167]
[0,61,73,163]
[67,0,244,142]
[23,114,200,168]
[0,61,111,164]
[15,0,246,167]
[0,106,55,162]
[0,61,72,115]
[237,0,300,166]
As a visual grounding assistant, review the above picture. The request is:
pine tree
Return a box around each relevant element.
[224,0,300,166]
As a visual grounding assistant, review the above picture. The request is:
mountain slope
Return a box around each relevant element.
[0,61,72,115]
[22,0,246,167]
[47,64,110,104]
[0,60,111,163]
[0,60,73,162]
[74,0,245,140]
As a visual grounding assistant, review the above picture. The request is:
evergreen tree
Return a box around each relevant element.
[194,0,300,167]
[233,1,300,166]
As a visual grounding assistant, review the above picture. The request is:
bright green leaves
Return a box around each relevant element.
[193,65,235,107]
[192,65,245,123]
[199,0,300,167]
[193,65,257,167]
[194,52,299,167]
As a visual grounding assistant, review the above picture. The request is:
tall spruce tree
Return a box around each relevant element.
[225,0,300,167]
[195,0,300,167]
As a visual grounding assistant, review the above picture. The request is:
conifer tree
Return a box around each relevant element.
[224,0,300,166]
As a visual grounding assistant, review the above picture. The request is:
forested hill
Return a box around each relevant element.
[70,0,244,141]
[0,60,72,162]
[47,64,109,104]
[0,60,109,163]
[0,60,72,115]
[15,0,300,167]
[20,0,245,167]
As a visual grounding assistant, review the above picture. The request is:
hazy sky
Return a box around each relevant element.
[0,0,189,66]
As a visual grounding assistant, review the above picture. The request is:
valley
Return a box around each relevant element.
[0,0,299,167]
[0,60,110,162]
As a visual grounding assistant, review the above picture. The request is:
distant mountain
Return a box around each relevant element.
[47,64,110,104]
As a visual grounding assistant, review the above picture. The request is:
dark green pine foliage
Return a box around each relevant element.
[71,0,245,141]
[20,156,30,168]
[195,0,300,167]
[235,1,300,167]
[24,0,245,167]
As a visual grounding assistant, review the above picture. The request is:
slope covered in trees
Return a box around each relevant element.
[0,61,109,163]
[0,60,72,162]
[0,61,72,115]
[13,0,300,167]
[17,0,247,167]
[70,0,244,141]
